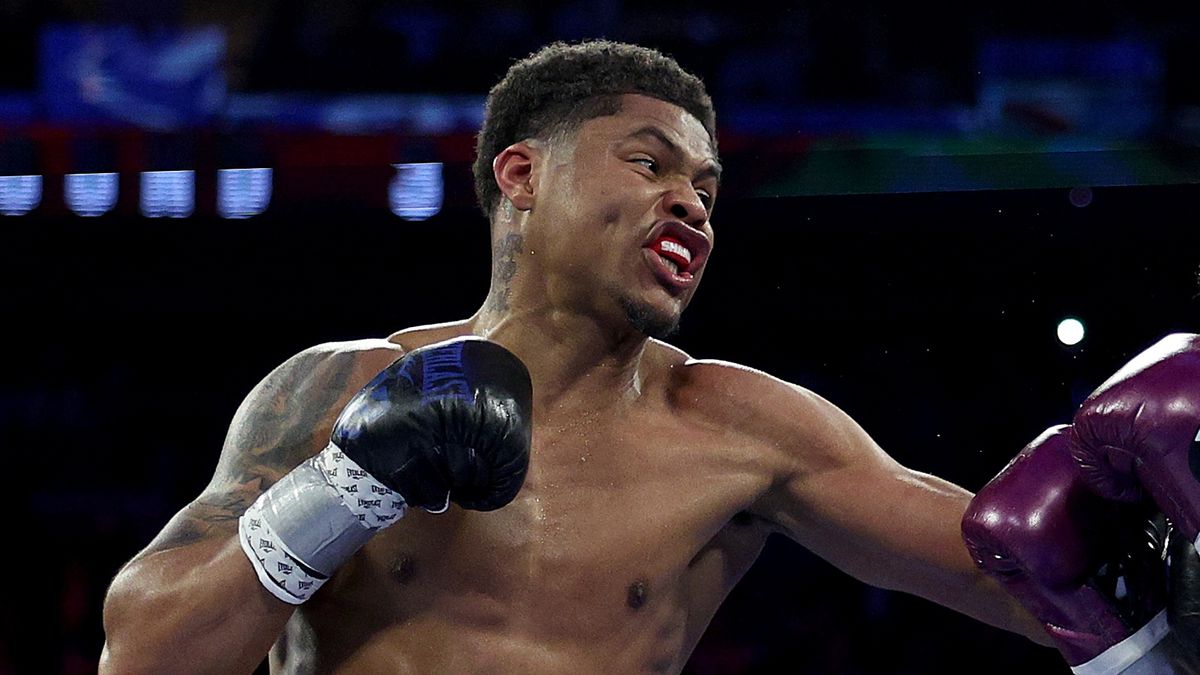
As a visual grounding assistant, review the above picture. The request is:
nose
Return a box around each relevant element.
[662,186,708,229]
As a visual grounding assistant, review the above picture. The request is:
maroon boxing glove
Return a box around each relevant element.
[1070,333,1200,553]
[963,426,1178,673]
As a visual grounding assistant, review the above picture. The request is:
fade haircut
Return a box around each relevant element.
[473,40,717,220]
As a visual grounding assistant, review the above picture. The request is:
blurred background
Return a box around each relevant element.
[2,1,1198,673]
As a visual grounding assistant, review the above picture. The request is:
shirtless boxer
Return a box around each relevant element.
[101,40,1164,674]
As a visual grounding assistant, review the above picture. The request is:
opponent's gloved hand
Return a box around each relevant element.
[1171,530,1200,664]
[962,426,1185,674]
[1069,333,1200,555]
[238,337,533,604]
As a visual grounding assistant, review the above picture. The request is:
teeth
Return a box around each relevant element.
[662,257,679,274]
[659,239,692,263]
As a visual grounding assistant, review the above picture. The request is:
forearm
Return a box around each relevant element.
[907,477,1046,643]
[905,472,1051,646]
[772,457,1053,646]
[954,563,1054,646]
[101,535,295,674]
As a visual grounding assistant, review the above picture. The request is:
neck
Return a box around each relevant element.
[469,298,649,408]
[469,261,650,409]
[473,212,653,409]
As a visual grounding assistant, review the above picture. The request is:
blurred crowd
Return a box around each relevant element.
[2,0,1197,110]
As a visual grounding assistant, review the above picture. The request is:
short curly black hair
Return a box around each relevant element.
[473,40,716,220]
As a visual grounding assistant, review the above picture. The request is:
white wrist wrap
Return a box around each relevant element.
[238,443,407,604]
[1071,610,1171,675]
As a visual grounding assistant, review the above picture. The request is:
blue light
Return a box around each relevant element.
[217,168,272,219]
[0,175,42,216]
[140,170,195,218]
[65,173,118,217]
[389,163,443,221]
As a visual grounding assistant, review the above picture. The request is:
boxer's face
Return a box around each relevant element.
[530,94,719,339]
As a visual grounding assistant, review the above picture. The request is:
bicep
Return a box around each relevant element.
[756,396,978,596]
[135,491,255,560]
[133,343,391,561]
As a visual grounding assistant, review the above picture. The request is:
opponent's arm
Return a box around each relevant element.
[746,376,1048,642]
[100,342,397,674]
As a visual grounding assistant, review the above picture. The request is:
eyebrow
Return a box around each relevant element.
[625,125,723,184]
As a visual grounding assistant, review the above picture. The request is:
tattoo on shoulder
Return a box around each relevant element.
[217,348,356,489]
[141,348,358,556]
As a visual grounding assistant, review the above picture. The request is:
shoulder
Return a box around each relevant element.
[652,344,869,472]
[211,338,405,483]
[227,337,401,420]
[387,319,474,352]
[650,340,824,427]
[261,319,479,417]
[280,318,475,385]
[302,337,405,364]
[276,338,406,395]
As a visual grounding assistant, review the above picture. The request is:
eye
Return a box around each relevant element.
[696,189,713,210]
[631,157,659,173]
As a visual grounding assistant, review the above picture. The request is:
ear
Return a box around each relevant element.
[492,141,539,212]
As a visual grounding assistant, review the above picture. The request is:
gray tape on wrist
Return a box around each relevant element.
[239,503,326,605]
[237,443,407,603]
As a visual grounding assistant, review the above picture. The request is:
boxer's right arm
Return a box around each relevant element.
[102,336,534,673]
[100,342,397,675]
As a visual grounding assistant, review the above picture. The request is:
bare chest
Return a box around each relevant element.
[320,412,773,634]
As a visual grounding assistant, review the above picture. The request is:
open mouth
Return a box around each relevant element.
[641,221,710,292]
[649,236,693,276]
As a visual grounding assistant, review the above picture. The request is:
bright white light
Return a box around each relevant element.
[389,162,443,221]
[218,168,272,219]
[1057,318,1085,346]
[0,175,42,216]
[65,172,119,217]
[140,170,195,218]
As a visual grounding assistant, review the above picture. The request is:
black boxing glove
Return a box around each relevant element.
[331,337,532,512]
[238,337,533,604]
[1170,525,1200,665]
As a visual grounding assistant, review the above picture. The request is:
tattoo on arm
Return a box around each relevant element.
[144,493,254,554]
[138,348,357,558]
